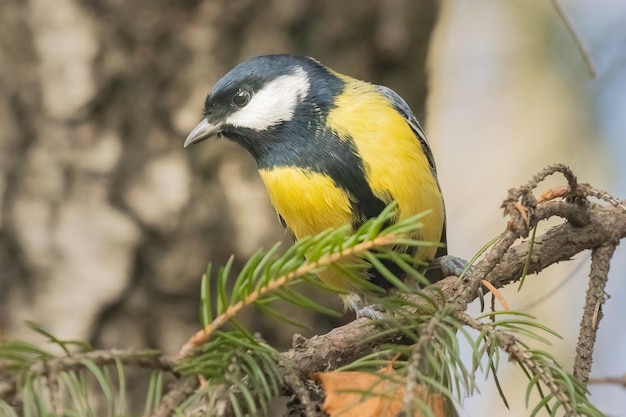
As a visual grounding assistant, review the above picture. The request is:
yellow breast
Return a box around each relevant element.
[259,166,352,239]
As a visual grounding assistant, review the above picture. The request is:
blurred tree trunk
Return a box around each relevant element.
[0,0,437,357]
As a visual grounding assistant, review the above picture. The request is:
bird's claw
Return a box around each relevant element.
[433,255,484,311]
[438,255,472,278]
[355,304,384,320]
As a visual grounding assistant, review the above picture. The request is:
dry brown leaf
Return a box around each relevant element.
[311,368,447,417]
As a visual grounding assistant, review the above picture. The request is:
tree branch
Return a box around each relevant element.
[574,243,616,385]
[588,374,626,387]
[27,349,177,377]
[283,202,626,379]
[6,191,621,417]
[0,349,176,404]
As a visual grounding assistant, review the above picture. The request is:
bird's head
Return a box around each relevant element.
[184,54,342,159]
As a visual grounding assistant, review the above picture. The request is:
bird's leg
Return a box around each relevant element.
[343,292,384,320]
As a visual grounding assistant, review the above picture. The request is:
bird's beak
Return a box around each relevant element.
[184,119,222,148]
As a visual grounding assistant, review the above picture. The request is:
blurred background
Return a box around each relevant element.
[1,0,624,415]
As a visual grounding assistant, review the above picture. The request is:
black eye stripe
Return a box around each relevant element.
[232,89,251,107]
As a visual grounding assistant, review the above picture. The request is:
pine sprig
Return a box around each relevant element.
[175,330,283,416]
[337,302,472,415]
[0,326,173,416]
[456,311,603,417]
[167,204,441,416]
[176,203,433,358]
[338,303,602,417]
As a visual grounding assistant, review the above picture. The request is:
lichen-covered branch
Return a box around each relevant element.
[574,243,616,385]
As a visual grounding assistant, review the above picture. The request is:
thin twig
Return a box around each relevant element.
[574,243,616,385]
[539,183,626,213]
[578,183,626,212]
[588,374,626,387]
[507,163,578,203]
[550,0,596,78]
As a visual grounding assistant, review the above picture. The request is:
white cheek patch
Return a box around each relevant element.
[225,67,310,131]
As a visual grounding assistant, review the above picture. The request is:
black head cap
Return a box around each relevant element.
[184,54,344,154]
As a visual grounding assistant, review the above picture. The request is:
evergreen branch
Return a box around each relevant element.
[278,168,625,414]
[26,349,176,377]
[168,164,624,415]
[177,234,397,359]
[574,243,616,385]
[0,347,176,406]
[278,196,626,377]
[454,311,593,416]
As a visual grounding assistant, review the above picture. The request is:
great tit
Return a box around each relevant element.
[185,54,463,317]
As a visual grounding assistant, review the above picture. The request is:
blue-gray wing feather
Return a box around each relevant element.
[375,84,448,260]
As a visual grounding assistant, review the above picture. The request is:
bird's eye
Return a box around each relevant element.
[232,90,251,107]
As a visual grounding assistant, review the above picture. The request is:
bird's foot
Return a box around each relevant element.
[435,255,472,278]
[343,293,385,320]
[355,303,384,320]
[434,255,485,311]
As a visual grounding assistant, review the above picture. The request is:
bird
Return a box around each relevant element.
[184,54,465,318]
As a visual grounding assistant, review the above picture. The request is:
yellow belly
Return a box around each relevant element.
[259,167,352,240]
[259,167,358,292]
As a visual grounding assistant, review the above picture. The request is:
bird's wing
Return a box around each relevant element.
[374,85,438,175]
[278,213,297,241]
[375,84,448,259]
